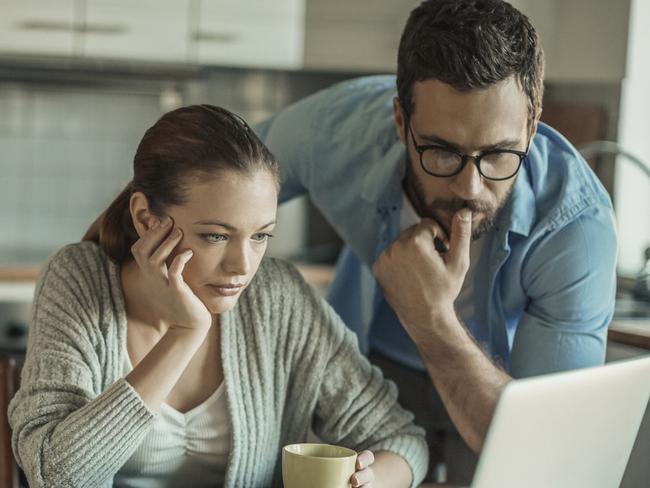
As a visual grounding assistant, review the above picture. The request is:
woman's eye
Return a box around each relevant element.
[252,233,273,243]
[202,233,227,243]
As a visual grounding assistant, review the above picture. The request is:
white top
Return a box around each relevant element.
[114,355,231,487]
[399,193,485,323]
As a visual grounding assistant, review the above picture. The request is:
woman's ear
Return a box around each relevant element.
[129,192,158,238]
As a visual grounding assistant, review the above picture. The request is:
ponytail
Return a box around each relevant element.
[83,104,279,264]
[82,182,138,263]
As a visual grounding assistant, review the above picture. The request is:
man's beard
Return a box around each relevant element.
[403,154,513,241]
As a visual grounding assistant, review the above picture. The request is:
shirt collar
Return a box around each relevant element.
[399,191,420,232]
[497,159,536,237]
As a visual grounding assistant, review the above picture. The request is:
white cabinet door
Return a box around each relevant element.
[304,0,419,72]
[191,0,304,69]
[0,0,77,57]
[82,0,190,63]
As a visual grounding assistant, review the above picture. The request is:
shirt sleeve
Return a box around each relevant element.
[252,92,322,204]
[280,267,429,487]
[8,249,155,487]
[509,205,618,377]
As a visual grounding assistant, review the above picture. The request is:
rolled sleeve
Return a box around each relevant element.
[510,205,618,377]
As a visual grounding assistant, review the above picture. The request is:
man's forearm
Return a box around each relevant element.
[372,212,510,453]
[414,308,511,453]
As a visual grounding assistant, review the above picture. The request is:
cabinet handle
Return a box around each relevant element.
[17,20,127,35]
[77,23,128,35]
[18,20,75,32]
[192,30,239,43]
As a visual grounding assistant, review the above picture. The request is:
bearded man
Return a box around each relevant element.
[254,0,617,483]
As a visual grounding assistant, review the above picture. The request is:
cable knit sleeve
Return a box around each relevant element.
[8,244,155,488]
[267,259,429,488]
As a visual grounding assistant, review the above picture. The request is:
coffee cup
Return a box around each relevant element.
[282,443,357,488]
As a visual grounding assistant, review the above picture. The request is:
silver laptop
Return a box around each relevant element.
[472,356,650,488]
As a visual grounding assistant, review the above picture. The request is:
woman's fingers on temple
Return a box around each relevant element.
[138,217,173,260]
[168,249,193,286]
[150,227,183,266]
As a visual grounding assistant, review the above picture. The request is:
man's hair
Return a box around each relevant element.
[397,0,545,122]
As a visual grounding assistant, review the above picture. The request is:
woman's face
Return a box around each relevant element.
[164,169,278,315]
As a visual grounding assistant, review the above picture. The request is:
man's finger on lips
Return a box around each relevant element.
[150,227,183,266]
[168,249,194,287]
[447,209,472,272]
[351,468,374,487]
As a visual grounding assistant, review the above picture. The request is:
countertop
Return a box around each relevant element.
[608,318,650,350]
[2,264,650,350]
[0,266,40,282]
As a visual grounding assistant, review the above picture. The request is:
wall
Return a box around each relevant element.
[511,0,630,83]
[615,0,650,274]
[0,68,354,266]
[0,80,159,264]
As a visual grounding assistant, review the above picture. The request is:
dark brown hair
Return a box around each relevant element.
[83,104,279,264]
[397,0,545,122]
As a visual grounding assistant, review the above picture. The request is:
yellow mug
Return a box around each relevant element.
[282,443,357,488]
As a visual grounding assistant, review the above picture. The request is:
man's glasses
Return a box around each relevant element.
[406,118,528,181]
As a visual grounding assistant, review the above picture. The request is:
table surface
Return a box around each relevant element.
[419,484,467,488]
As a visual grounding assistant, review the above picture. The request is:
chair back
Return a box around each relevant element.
[0,356,19,488]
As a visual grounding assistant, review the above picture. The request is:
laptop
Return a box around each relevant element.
[471,356,650,488]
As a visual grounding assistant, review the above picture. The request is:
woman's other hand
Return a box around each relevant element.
[351,450,375,487]
[130,216,212,334]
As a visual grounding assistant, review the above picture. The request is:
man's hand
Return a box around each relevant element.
[373,208,510,453]
[372,209,473,342]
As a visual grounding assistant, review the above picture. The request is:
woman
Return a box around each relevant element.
[9,105,428,487]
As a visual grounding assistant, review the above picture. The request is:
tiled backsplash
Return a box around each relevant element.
[0,82,160,263]
[0,68,352,266]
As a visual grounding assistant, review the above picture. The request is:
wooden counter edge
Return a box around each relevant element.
[608,323,650,351]
[3,263,650,353]
[0,266,41,282]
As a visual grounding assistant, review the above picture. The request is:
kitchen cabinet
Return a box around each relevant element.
[0,0,305,68]
[304,0,630,80]
[304,0,419,72]
[510,0,629,83]
[190,0,304,69]
[81,0,190,63]
[0,278,34,355]
[0,0,78,57]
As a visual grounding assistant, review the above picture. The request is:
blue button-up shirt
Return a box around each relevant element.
[254,75,617,378]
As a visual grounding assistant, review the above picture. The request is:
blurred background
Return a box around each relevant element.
[0,1,649,486]
[0,0,648,274]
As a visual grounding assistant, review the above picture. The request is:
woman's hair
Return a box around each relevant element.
[82,104,279,264]
[397,0,545,123]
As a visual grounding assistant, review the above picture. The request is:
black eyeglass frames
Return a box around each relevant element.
[406,118,529,181]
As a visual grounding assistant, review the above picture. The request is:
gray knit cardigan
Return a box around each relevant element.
[8,242,428,487]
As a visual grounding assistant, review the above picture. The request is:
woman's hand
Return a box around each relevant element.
[130,216,212,334]
[351,450,375,487]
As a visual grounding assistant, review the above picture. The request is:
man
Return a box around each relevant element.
[255,0,617,482]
